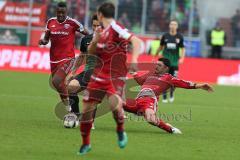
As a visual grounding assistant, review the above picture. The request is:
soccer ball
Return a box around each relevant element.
[63,113,79,128]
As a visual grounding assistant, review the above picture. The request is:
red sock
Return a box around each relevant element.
[113,110,124,132]
[157,120,172,133]
[80,121,93,145]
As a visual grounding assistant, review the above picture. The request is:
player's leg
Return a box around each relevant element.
[123,98,140,114]
[169,67,178,103]
[69,95,80,115]
[51,60,74,108]
[144,109,181,134]
[52,70,70,108]
[144,108,172,133]
[108,94,128,148]
[78,101,97,155]
[78,81,106,155]
[67,74,84,116]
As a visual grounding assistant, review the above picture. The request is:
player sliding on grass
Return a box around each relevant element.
[39,2,89,112]
[124,58,214,134]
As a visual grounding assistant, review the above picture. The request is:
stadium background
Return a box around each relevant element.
[0,0,240,85]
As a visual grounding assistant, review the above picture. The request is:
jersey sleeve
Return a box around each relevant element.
[170,76,196,89]
[179,34,185,48]
[160,34,166,46]
[112,22,133,40]
[71,18,84,32]
[45,19,51,31]
[132,72,149,85]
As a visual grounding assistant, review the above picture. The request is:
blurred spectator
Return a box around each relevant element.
[231,9,240,47]
[119,12,131,29]
[209,23,226,59]
[132,20,141,34]
[118,0,142,31]
[0,29,20,45]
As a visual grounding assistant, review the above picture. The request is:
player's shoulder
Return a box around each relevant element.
[67,17,82,25]
[161,73,173,79]
[46,17,57,24]
[111,20,128,33]
[162,32,170,38]
[177,32,184,38]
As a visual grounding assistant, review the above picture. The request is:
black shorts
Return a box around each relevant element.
[74,70,94,90]
[169,66,178,77]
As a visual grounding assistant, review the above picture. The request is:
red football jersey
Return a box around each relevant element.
[93,20,133,79]
[133,73,196,98]
[45,16,84,62]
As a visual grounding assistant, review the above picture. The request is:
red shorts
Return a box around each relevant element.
[83,75,125,103]
[50,58,74,76]
[135,97,158,114]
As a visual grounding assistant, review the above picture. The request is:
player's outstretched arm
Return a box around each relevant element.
[195,83,214,92]
[171,76,214,93]
[39,30,50,45]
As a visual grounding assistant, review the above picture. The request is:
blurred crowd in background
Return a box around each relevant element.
[0,0,240,58]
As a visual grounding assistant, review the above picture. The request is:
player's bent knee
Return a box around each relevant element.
[108,94,123,111]
[68,80,81,94]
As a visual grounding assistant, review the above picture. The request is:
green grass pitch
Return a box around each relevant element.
[0,71,240,160]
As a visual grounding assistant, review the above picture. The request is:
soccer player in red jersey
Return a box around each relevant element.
[77,2,141,155]
[124,58,214,134]
[39,2,89,110]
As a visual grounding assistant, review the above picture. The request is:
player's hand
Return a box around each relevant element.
[196,83,214,92]
[178,57,184,64]
[39,39,48,45]
[92,26,102,43]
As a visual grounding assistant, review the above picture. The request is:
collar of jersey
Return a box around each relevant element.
[56,16,69,24]
[103,20,116,33]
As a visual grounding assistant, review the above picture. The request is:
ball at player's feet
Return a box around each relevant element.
[63,113,79,128]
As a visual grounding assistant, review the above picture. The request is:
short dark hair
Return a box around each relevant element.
[57,2,67,8]
[98,2,115,18]
[158,58,171,68]
[91,13,98,23]
[170,19,179,24]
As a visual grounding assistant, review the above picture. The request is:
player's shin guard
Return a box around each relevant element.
[80,121,93,145]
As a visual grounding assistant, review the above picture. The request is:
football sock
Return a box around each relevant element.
[163,91,167,100]
[69,95,80,114]
[170,87,174,98]
[157,119,172,133]
[80,121,93,145]
[113,109,124,132]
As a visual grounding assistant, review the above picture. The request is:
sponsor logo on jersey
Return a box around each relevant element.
[176,38,180,44]
[64,24,70,29]
[166,43,177,49]
[51,31,69,35]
